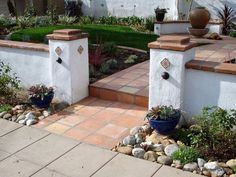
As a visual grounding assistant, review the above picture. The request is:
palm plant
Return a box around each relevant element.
[218,4,236,35]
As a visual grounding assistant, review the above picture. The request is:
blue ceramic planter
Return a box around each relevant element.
[148,112,180,135]
[30,93,54,108]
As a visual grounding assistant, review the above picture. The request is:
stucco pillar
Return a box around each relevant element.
[148,35,196,110]
[47,29,89,104]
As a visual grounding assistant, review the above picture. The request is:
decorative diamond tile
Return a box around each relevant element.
[55,47,62,56]
[78,45,84,54]
[160,58,170,69]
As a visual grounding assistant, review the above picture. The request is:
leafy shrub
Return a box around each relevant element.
[0,61,20,104]
[24,0,37,17]
[99,62,111,74]
[17,16,33,29]
[145,17,155,31]
[106,59,118,69]
[218,4,236,35]
[33,16,52,27]
[172,146,201,165]
[79,16,94,24]
[58,15,77,25]
[102,42,117,56]
[189,106,236,160]
[0,104,12,113]
[0,15,16,26]
[229,31,236,37]
[47,4,58,24]
[124,55,138,64]
[170,128,192,146]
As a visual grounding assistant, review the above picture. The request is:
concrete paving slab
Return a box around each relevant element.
[47,143,117,177]
[16,134,79,166]
[0,149,10,161]
[31,168,68,177]
[0,126,49,154]
[0,155,42,177]
[153,165,203,177]
[92,153,161,177]
[0,119,22,137]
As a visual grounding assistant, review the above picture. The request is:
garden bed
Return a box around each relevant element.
[113,106,236,177]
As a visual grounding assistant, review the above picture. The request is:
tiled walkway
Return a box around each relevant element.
[0,119,202,177]
[89,35,236,107]
[33,97,147,149]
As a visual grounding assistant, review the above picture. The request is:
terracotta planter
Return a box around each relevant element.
[189,7,211,29]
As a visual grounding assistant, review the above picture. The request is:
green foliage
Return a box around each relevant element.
[28,84,54,100]
[233,167,236,174]
[33,16,52,27]
[170,128,192,146]
[58,15,77,25]
[102,42,117,56]
[47,4,58,25]
[0,15,16,26]
[229,31,236,37]
[99,62,111,74]
[0,61,20,103]
[17,16,33,29]
[79,16,94,24]
[0,104,12,113]
[10,24,157,50]
[124,55,138,64]
[172,146,201,165]
[24,0,37,17]
[146,105,180,121]
[106,59,118,69]
[189,106,236,160]
[145,17,155,31]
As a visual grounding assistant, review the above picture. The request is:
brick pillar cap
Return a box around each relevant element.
[148,35,196,51]
[47,29,88,41]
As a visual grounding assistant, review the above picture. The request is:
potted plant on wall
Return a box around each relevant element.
[145,105,181,134]
[28,84,54,108]
[154,7,168,21]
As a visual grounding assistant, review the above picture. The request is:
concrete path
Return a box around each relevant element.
[0,119,202,177]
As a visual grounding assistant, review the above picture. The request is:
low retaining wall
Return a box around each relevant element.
[0,40,50,87]
[0,29,89,104]
[154,21,223,36]
[148,35,236,122]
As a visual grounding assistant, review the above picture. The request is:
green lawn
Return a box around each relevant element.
[10,24,158,50]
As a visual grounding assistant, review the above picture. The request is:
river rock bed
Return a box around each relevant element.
[0,104,52,126]
[112,124,236,177]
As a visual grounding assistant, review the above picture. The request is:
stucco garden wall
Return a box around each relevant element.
[0,46,51,87]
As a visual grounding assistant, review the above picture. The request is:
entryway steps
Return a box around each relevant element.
[89,61,149,107]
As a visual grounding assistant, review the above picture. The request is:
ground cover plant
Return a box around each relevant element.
[10,24,157,50]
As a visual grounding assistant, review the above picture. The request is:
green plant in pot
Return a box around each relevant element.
[154,7,168,21]
[28,84,54,108]
[145,105,181,134]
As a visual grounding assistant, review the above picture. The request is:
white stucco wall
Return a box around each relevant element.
[0,47,51,87]
[81,0,179,19]
[184,69,236,118]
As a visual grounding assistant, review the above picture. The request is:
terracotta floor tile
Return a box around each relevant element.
[97,124,128,139]
[76,118,106,132]
[75,106,101,117]
[78,97,98,105]
[126,80,149,89]
[88,99,114,109]
[118,92,134,104]
[92,110,121,123]
[58,115,88,127]
[83,133,115,148]
[45,111,69,122]
[111,114,145,128]
[125,106,148,118]
[119,86,140,94]
[44,122,71,134]
[99,89,117,101]
[106,102,133,113]
[64,128,91,141]
[64,104,84,112]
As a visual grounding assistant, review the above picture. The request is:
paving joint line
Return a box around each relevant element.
[0,124,23,137]
[0,132,51,162]
[29,142,82,177]
[150,164,163,177]
[90,152,119,177]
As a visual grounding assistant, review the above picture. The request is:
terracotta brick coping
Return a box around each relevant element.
[148,35,196,51]
[186,60,236,75]
[0,40,49,52]
[155,20,223,25]
[47,29,88,41]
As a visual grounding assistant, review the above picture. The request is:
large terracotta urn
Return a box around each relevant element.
[189,7,211,29]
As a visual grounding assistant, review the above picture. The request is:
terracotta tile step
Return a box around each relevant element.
[89,85,148,108]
